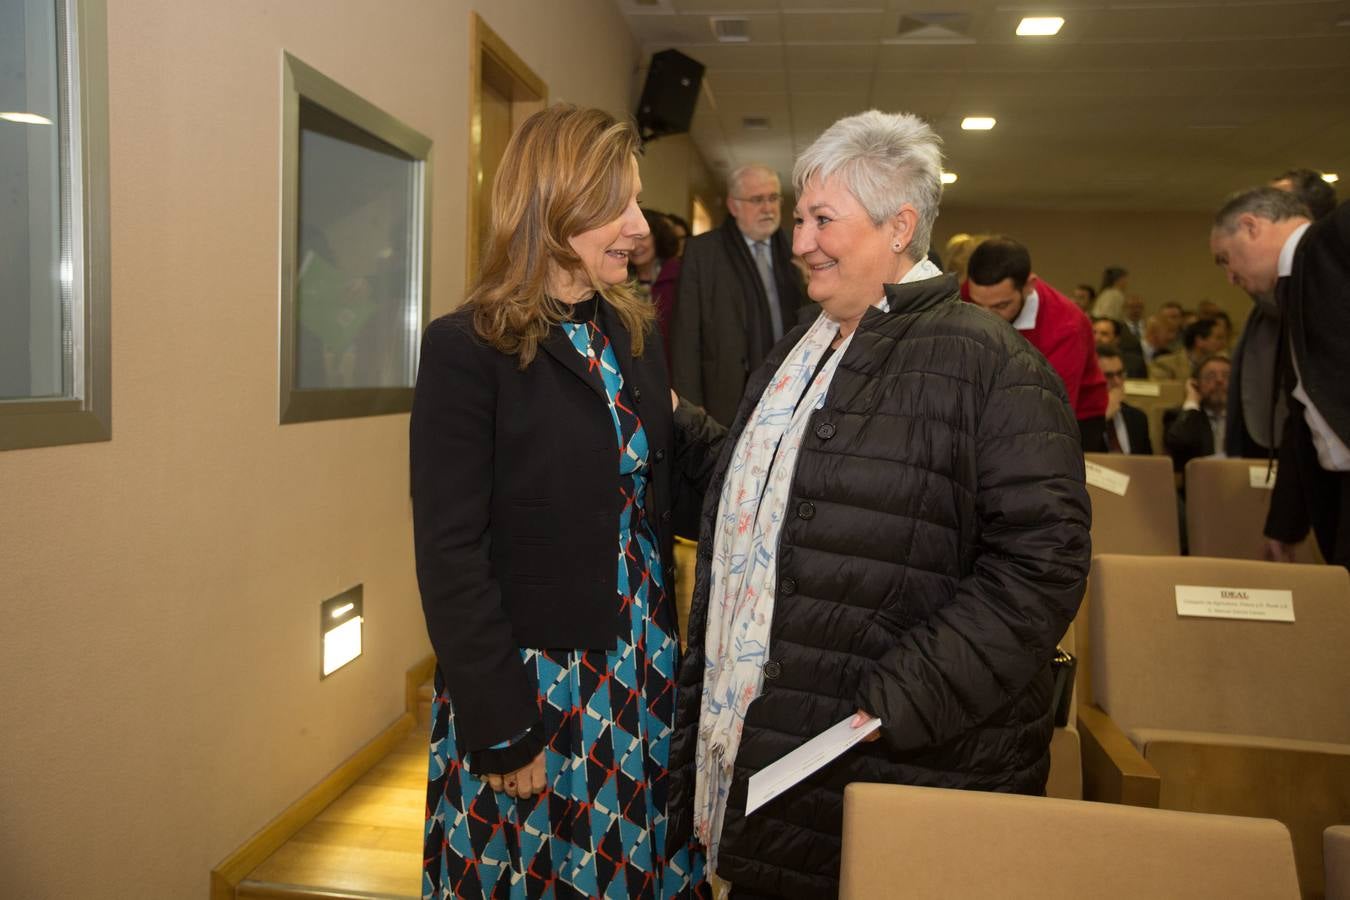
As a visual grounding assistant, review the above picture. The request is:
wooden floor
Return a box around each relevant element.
[238,729,427,899]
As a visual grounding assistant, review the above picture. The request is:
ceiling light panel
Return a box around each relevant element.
[941,172,958,184]
[961,117,996,131]
[1016,16,1064,37]
[710,16,751,42]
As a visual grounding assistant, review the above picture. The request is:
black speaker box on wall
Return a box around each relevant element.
[636,49,705,142]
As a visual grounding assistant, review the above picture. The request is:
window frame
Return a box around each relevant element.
[1,0,112,452]
[278,52,432,425]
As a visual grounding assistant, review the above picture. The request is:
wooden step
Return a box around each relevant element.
[416,679,434,728]
[236,732,425,900]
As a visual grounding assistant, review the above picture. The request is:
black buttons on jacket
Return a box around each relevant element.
[779,577,797,596]
[661,509,672,523]
[763,659,782,680]
[815,422,836,440]
[655,449,666,462]
[797,501,815,520]
[633,388,643,402]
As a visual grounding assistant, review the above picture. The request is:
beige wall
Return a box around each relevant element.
[935,206,1254,331]
[637,133,723,230]
[0,1,635,897]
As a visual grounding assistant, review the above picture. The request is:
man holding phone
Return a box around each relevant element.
[1163,355,1232,473]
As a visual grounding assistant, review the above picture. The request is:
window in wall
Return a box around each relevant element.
[279,54,431,424]
[0,0,111,451]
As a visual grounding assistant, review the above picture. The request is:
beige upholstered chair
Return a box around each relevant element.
[839,783,1301,900]
[1123,379,1186,455]
[1046,621,1081,800]
[1185,457,1321,562]
[1328,826,1350,900]
[1076,453,1180,703]
[1081,554,1350,897]
[1082,453,1180,556]
[672,536,698,649]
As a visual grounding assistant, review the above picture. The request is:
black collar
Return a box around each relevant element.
[854,273,961,333]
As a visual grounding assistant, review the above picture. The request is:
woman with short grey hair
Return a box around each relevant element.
[665,110,1090,897]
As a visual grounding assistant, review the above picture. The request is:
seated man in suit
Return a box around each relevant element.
[1097,347,1152,454]
[1163,354,1231,473]
[1150,317,1227,381]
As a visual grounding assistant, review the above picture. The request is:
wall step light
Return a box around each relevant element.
[321,584,364,678]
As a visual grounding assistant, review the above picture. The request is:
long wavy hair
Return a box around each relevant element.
[469,105,654,367]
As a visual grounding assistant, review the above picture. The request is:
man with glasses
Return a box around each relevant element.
[1163,355,1232,473]
[671,164,809,424]
[1097,347,1152,454]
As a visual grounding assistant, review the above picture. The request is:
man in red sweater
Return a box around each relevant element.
[966,237,1107,447]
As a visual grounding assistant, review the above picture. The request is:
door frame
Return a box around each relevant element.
[465,12,547,292]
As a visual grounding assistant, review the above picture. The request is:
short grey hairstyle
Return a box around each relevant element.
[793,110,943,262]
[727,163,780,198]
[1213,186,1310,233]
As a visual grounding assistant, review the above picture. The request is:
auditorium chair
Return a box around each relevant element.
[1328,826,1350,900]
[1185,457,1321,563]
[839,783,1301,899]
[1123,378,1186,455]
[1046,621,1082,800]
[1080,554,1350,898]
[1076,452,1181,703]
[1082,452,1181,556]
[673,536,698,649]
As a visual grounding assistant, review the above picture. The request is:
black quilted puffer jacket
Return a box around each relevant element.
[666,274,1091,899]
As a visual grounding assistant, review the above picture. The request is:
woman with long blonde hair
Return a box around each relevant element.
[411,104,719,898]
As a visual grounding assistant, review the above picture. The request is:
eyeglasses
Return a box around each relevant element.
[733,193,781,207]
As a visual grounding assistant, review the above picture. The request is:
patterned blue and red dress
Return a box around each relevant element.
[423,299,707,899]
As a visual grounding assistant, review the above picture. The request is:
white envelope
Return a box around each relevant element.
[745,715,882,815]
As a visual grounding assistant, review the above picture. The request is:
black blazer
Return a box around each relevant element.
[1163,407,1216,473]
[1104,402,1153,454]
[1266,201,1350,555]
[670,216,810,425]
[410,301,722,758]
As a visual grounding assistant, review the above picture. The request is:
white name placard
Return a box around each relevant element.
[1249,464,1277,489]
[1175,585,1295,622]
[1124,381,1162,397]
[1085,460,1130,496]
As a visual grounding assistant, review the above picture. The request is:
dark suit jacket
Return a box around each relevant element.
[671,216,810,424]
[1103,402,1152,454]
[1116,330,1149,379]
[1163,407,1217,473]
[1266,201,1350,561]
[409,301,723,761]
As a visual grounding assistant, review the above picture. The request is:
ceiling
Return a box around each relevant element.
[616,0,1350,211]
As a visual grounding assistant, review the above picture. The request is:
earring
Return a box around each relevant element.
[892,243,902,252]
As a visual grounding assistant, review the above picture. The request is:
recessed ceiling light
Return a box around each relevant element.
[961,116,996,131]
[941,172,958,185]
[1323,173,1339,184]
[0,111,53,125]
[1016,16,1064,36]
[710,16,750,42]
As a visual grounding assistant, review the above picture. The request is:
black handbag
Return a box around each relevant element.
[1048,647,1077,728]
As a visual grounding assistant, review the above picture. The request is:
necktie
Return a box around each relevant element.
[1106,419,1123,453]
[753,241,785,341]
